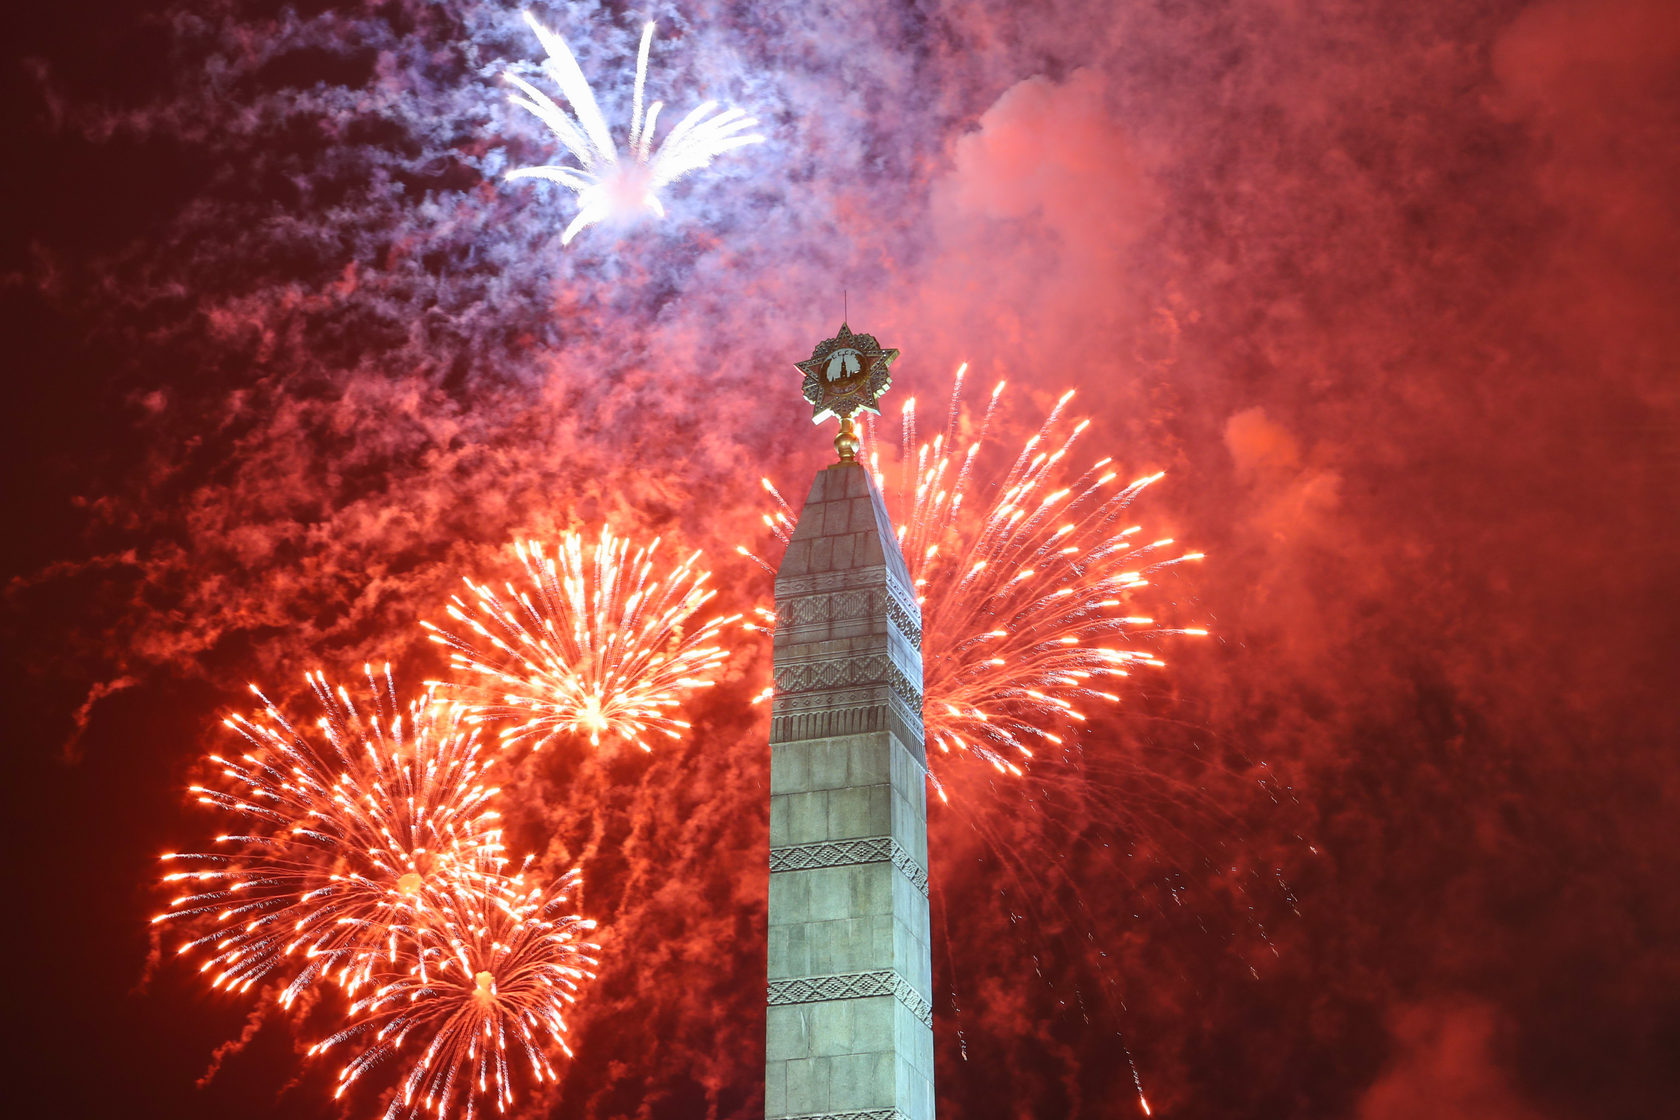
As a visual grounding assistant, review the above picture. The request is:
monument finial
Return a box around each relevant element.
[794,322,900,462]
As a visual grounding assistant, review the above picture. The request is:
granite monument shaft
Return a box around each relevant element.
[766,325,934,1120]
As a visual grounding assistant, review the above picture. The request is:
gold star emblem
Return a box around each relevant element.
[795,320,899,448]
[794,323,899,461]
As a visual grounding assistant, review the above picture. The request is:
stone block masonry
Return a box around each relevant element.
[767,461,933,1120]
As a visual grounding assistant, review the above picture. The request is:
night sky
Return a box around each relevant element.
[5,0,1678,1118]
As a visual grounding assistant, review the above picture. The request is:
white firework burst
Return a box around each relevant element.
[504,12,763,245]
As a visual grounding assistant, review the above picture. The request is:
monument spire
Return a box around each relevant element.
[767,324,932,1120]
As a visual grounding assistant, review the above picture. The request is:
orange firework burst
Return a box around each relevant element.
[758,365,1207,799]
[423,526,738,752]
[311,856,598,1120]
[155,666,502,1004]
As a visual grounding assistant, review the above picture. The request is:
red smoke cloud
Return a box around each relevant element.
[1356,1002,1542,1120]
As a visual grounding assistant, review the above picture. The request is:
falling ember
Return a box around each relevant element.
[311,857,599,1120]
[504,12,763,245]
[153,666,502,1004]
[423,526,739,753]
[759,365,1208,796]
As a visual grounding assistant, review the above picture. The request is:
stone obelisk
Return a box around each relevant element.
[765,325,933,1120]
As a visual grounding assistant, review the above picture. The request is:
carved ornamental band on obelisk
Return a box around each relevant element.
[766,325,934,1120]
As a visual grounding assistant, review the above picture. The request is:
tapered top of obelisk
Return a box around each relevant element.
[794,322,899,462]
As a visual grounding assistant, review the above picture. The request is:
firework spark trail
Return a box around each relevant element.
[923,721,1285,1120]
[154,667,503,1004]
[755,364,1208,799]
[310,854,599,1120]
[505,12,763,245]
[424,526,740,753]
[932,756,1253,1119]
